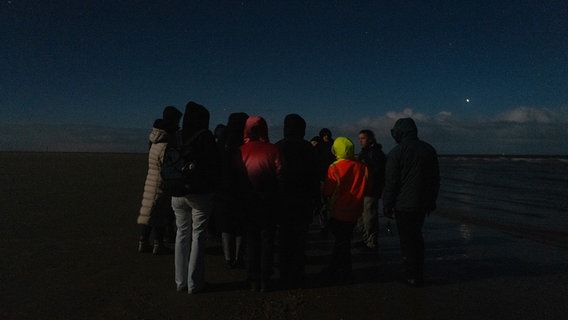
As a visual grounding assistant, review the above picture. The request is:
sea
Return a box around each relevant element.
[436,155,568,247]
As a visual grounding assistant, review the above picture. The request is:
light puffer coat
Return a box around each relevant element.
[137,127,169,225]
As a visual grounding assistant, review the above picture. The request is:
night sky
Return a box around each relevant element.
[1,1,567,154]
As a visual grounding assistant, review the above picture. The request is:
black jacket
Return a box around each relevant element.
[180,102,219,194]
[383,118,440,213]
[358,141,386,198]
[275,114,320,224]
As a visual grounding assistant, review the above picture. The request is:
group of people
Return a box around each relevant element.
[136,100,440,293]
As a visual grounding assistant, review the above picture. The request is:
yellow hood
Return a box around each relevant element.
[332,136,355,161]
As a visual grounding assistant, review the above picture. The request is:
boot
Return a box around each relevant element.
[152,240,173,255]
[234,236,245,268]
[222,233,234,268]
[138,240,151,253]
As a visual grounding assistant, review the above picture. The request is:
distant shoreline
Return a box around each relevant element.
[439,154,568,159]
[0,150,147,156]
[1,150,567,159]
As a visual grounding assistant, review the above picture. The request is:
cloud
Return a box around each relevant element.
[494,106,556,123]
[385,108,430,121]
[337,106,568,155]
[1,105,567,155]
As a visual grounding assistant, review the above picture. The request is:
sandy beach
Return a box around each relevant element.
[1,152,567,320]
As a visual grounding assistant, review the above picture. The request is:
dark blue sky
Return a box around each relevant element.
[1,1,567,153]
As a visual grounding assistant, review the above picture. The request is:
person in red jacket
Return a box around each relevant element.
[321,136,369,283]
[239,116,282,292]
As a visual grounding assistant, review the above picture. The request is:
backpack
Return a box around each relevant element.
[160,130,207,196]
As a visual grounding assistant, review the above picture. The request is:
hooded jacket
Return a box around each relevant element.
[275,114,320,223]
[358,140,386,198]
[214,112,249,231]
[138,125,170,225]
[315,129,336,181]
[383,118,440,213]
[240,116,282,193]
[323,137,369,222]
[177,101,219,194]
[225,112,249,150]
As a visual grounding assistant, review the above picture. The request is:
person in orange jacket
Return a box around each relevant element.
[321,136,369,283]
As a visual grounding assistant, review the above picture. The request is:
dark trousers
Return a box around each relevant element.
[395,210,426,281]
[277,222,309,282]
[245,220,276,283]
[329,219,357,274]
[139,225,165,243]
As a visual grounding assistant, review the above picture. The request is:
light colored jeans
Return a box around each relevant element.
[172,193,212,293]
[358,196,379,248]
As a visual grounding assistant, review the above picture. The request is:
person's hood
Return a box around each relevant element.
[226,112,249,148]
[214,124,227,143]
[162,106,182,134]
[283,113,306,139]
[332,136,355,161]
[319,128,332,139]
[149,125,168,144]
[391,117,418,144]
[243,116,269,143]
[182,101,209,140]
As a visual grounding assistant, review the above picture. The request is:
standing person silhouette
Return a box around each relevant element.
[357,129,386,251]
[137,106,182,255]
[275,114,320,288]
[240,116,282,292]
[314,128,335,231]
[171,101,219,294]
[214,112,249,268]
[383,117,440,287]
[321,137,369,283]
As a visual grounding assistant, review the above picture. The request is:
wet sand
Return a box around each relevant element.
[1,152,567,319]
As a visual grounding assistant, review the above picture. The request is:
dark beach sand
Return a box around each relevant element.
[1,152,567,319]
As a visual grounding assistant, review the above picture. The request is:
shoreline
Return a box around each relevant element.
[2,150,567,157]
[434,211,568,250]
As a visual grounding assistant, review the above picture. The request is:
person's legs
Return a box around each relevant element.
[138,224,152,252]
[330,219,356,277]
[360,196,379,248]
[290,223,309,284]
[222,232,234,266]
[246,224,261,289]
[185,193,212,293]
[276,223,290,281]
[412,214,425,282]
[172,196,191,291]
[234,235,244,267]
[260,221,276,290]
[395,211,425,284]
[151,226,174,255]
